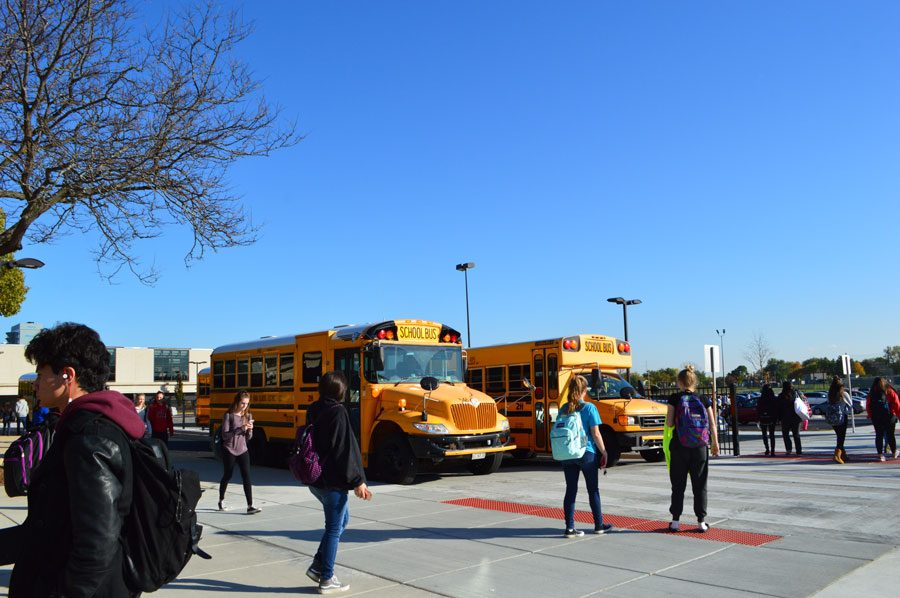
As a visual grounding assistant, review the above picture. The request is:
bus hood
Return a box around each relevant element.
[377,383,503,432]
[603,397,668,415]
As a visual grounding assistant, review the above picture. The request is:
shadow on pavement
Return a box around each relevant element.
[162,578,310,594]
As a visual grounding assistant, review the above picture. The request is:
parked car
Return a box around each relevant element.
[805,391,829,414]
[736,395,758,424]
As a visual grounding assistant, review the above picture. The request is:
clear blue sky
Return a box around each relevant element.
[9,0,900,373]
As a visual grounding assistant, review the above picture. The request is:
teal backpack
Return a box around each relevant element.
[550,405,587,461]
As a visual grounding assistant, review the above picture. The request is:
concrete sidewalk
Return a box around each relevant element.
[1,425,898,596]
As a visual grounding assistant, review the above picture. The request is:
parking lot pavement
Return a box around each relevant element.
[1,425,898,596]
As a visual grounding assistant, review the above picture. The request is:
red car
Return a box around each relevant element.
[736,395,758,424]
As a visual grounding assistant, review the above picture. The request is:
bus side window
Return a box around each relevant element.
[547,354,559,400]
[467,368,484,392]
[486,366,505,397]
[303,352,322,384]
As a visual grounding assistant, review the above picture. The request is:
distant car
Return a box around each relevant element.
[736,395,758,424]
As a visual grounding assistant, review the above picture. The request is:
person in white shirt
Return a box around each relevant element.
[14,397,29,434]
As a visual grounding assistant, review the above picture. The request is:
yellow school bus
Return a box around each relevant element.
[195,367,211,427]
[466,334,666,466]
[209,319,514,484]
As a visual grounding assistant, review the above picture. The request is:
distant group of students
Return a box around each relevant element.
[756,376,900,463]
[1,397,49,436]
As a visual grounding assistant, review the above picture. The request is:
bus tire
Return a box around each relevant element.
[599,426,621,467]
[641,449,665,463]
[248,429,269,466]
[376,435,417,485]
[467,453,503,475]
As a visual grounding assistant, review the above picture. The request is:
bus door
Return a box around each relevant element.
[333,348,362,440]
[531,349,560,451]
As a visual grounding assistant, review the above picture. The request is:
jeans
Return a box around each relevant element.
[873,417,897,455]
[309,486,350,580]
[760,423,777,453]
[562,450,603,530]
[669,440,708,521]
[833,422,848,451]
[782,422,802,454]
[219,450,253,506]
[16,417,27,434]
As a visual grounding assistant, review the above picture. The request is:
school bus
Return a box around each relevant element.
[209,319,514,484]
[195,367,211,427]
[466,334,666,466]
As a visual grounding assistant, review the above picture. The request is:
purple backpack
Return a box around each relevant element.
[4,425,53,497]
[288,424,322,485]
[675,394,710,448]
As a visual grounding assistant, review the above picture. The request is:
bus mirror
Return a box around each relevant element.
[591,369,601,390]
[420,376,439,391]
[522,377,535,391]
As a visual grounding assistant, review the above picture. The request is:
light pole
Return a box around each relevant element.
[607,297,641,380]
[1,257,45,270]
[455,262,475,347]
[716,329,726,385]
[190,360,207,429]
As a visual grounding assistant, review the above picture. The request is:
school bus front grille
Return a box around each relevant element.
[639,415,666,429]
[450,403,498,430]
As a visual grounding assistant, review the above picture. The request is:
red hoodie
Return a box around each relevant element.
[57,390,147,440]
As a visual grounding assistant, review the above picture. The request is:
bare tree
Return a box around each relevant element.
[744,332,774,377]
[0,0,298,282]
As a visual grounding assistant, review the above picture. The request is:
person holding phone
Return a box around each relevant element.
[560,375,612,538]
[218,390,261,514]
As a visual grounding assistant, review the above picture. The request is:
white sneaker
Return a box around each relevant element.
[318,576,349,594]
[563,528,584,538]
[893,449,899,459]
[668,521,680,532]
[698,521,710,532]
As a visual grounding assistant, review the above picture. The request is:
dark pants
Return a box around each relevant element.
[151,430,169,446]
[833,422,848,451]
[16,416,27,434]
[669,441,708,521]
[873,418,897,455]
[562,450,603,529]
[220,450,253,506]
[760,422,777,453]
[782,421,802,454]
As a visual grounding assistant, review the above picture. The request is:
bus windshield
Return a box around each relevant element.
[367,344,464,384]
[585,373,641,399]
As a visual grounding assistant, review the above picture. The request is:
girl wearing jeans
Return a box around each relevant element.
[560,375,612,537]
[306,371,372,594]
[218,391,262,514]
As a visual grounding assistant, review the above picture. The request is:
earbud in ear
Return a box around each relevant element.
[62,374,68,379]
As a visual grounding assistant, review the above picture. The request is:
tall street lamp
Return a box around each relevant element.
[190,360,207,429]
[455,262,475,347]
[607,297,641,380]
[1,257,45,270]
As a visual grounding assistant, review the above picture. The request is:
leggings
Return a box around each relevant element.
[220,450,253,506]
[760,423,777,453]
[833,422,847,451]
[782,422,802,454]
[873,418,897,455]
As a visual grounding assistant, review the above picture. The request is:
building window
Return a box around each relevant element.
[303,352,322,384]
[154,349,189,382]
[280,353,294,387]
[107,348,117,383]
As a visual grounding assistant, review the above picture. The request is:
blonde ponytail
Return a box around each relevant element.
[677,365,698,392]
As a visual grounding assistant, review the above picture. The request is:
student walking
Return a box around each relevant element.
[14,396,29,434]
[825,376,853,464]
[757,384,779,456]
[1,402,12,435]
[218,391,261,514]
[0,323,146,596]
[866,377,900,461]
[559,375,611,537]
[306,371,372,594]
[147,390,175,445]
[778,381,803,455]
[666,365,719,532]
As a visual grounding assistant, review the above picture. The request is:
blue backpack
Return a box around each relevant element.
[675,394,709,448]
[823,402,848,426]
[550,406,587,461]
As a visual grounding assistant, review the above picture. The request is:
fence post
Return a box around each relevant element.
[729,381,739,456]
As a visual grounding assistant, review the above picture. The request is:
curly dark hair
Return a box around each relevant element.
[24,323,110,393]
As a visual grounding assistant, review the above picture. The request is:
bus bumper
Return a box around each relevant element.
[408,431,514,461]
[621,431,664,450]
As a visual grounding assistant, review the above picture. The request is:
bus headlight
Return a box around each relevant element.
[413,423,449,434]
[617,415,638,426]
[500,419,510,431]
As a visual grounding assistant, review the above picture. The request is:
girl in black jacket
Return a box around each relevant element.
[779,381,802,455]
[757,384,779,456]
[305,371,372,594]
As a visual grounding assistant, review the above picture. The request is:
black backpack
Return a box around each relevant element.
[3,424,53,497]
[92,416,211,592]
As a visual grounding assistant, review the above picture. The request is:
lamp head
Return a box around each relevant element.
[607,297,624,304]
[455,262,475,271]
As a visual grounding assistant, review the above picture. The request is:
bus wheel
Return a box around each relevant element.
[467,453,503,475]
[599,426,621,467]
[641,449,665,463]
[376,435,417,485]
